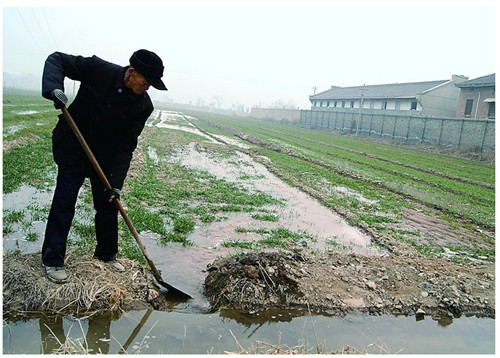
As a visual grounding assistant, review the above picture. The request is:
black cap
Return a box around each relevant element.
[129,49,168,91]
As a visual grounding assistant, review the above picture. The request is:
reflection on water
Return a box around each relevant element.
[38,314,112,354]
[3,309,494,354]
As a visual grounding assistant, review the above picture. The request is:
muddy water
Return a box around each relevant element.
[176,144,373,250]
[140,110,380,304]
[2,184,90,256]
[146,111,220,144]
[3,309,494,354]
[154,110,376,253]
[3,185,54,254]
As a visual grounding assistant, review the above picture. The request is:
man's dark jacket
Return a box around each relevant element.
[42,52,153,189]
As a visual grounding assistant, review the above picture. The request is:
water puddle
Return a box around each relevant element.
[2,184,89,255]
[3,185,54,254]
[140,112,382,304]
[3,124,25,137]
[16,110,39,115]
[147,110,220,143]
[211,133,250,149]
[3,309,494,354]
[167,142,375,254]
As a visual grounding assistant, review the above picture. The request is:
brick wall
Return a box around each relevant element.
[456,87,495,118]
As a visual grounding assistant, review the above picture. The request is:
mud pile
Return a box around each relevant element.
[204,251,495,318]
[204,252,307,311]
[3,253,169,315]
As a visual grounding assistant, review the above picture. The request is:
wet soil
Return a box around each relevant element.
[3,110,495,321]
[152,112,495,319]
[179,113,495,319]
[204,251,494,318]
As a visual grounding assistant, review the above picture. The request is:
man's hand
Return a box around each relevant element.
[104,188,121,203]
[50,89,68,109]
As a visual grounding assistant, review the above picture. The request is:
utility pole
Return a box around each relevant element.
[356,84,366,136]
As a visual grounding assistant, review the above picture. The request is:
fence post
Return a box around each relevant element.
[457,118,465,149]
[421,116,428,143]
[380,114,386,137]
[301,109,494,154]
[392,116,397,139]
[359,114,363,132]
[437,117,444,147]
[480,120,488,152]
[359,112,364,136]
[406,116,411,142]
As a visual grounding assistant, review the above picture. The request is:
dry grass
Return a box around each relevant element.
[225,329,367,355]
[3,133,40,151]
[3,252,156,315]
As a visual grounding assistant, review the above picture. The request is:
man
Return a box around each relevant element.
[41,49,168,283]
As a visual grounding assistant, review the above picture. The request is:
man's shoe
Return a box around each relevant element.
[44,265,68,284]
[107,260,125,272]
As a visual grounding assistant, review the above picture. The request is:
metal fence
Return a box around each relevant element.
[299,108,495,153]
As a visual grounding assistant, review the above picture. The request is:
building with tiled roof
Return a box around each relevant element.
[309,75,468,117]
[455,74,495,119]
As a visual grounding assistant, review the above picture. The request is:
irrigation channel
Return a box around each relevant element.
[3,109,495,354]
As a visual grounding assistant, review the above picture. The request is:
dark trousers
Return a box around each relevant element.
[42,161,118,267]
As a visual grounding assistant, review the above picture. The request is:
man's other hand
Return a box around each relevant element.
[51,89,68,109]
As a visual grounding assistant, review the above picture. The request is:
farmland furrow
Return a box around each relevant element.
[188,116,493,231]
[257,126,494,190]
[245,126,494,206]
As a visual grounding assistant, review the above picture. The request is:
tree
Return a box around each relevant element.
[196,97,205,107]
[212,95,223,108]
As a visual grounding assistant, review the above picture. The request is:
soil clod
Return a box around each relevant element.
[204,251,495,318]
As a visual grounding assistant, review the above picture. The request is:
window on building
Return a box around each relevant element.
[334,101,338,107]
[464,99,473,116]
[488,102,495,118]
[411,101,417,110]
[350,101,354,108]
[320,101,323,107]
[382,101,387,109]
[326,101,330,107]
[341,101,345,108]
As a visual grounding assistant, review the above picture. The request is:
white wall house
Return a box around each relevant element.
[310,75,468,117]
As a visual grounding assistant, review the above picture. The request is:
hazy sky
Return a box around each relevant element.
[2,1,497,109]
